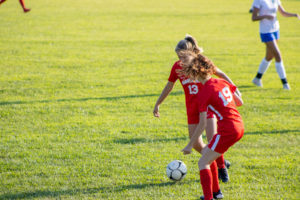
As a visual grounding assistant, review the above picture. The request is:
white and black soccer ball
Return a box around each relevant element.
[166,160,187,181]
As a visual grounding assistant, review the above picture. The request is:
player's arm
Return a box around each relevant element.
[233,91,243,107]
[153,81,175,117]
[278,5,300,19]
[251,7,274,21]
[214,68,242,97]
[182,112,207,155]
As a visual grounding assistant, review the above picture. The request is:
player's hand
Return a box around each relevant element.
[153,105,160,118]
[182,145,192,155]
[296,14,300,20]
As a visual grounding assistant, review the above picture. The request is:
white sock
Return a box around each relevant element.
[258,58,271,74]
[275,61,286,79]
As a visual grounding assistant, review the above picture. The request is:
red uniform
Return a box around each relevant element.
[168,61,214,124]
[198,78,244,154]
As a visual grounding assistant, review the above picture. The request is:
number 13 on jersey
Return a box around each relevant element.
[219,87,233,106]
[188,85,198,94]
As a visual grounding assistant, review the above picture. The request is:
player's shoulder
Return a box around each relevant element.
[172,60,181,69]
[206,78,230,89]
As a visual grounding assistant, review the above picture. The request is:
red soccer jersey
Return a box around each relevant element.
[168,60,203,107]
[198,78,243,135]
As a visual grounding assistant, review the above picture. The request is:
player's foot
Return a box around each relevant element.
[252,77,263,87]
[200,190,224,200]
[23,8,30,13]
[283,83,290,90]
[224,160,231,169]
[213,190,224,199]
[218,167,229,183]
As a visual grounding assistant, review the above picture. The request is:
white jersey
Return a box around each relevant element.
[252,0,281,33]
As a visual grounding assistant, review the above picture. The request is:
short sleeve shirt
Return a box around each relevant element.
[198,78,243,134]
[168,61,203,107]
[252,0,281,33]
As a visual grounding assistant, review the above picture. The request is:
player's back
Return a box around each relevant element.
[200,78,243,134]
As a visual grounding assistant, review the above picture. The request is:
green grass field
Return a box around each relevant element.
[0,0,299,199]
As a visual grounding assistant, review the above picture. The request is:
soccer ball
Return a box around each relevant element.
[166,160,187,181]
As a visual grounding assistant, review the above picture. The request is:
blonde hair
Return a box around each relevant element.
[178,51,216,80]
[175,34,204,54]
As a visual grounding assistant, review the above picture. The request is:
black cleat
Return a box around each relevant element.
[224,160,231,169]
[200,190,224,199]
[218,167,229,183]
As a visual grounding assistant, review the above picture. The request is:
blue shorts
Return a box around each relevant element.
[260,31,280,43]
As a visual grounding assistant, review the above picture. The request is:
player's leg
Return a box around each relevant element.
[206,116,229,182]
[266,40,290,89]
[198,146,222,200]
[19,0,30,12]
[188,124,205,154]
[252,43,273,87]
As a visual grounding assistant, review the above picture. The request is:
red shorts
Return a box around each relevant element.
[187,108,215,124]
[208,129,244,154]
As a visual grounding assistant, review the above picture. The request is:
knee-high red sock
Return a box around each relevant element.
[216,154,225,169]
[210,161,220,193]
[19,0,26,9]
[200,169,213,200]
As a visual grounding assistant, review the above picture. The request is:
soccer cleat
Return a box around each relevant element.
[23,8,30,13]
[218,167,229,183]
[224,160,231,169]
[200,190,224,200]
[252,77,263,87]
[283,83,290,90]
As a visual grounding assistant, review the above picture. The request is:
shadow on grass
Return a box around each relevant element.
[245,129,300,135]
[0,91,183,106]
[113,136,188,144]
[0,181,191,199]
[114,129,300,145]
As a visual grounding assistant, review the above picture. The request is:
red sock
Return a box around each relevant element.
[210,161,220,193]
[200,169,213,200]
[216,154,225,169]
[19,0,26,9]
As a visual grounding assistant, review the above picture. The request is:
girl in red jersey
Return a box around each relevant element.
[153,35,241,182]
[0,0,30,13]
[180,51,244,200]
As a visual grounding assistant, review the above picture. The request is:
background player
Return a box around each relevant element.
[0,0,30,13]
[153,34,241,182]
[179,51,244,200]
[251,0,299,90]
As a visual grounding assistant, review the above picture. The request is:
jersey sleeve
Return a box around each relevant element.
[168,63,179,82]
[228,83,237,94]
[252,0,261,9]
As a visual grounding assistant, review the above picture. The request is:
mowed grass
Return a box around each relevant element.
[0,0,299,199]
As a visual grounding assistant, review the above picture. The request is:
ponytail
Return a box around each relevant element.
[175,34,204,53]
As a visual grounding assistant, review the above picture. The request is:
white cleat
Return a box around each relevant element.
[283,83,291,90]
[252,77,263,87]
